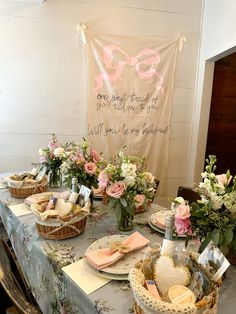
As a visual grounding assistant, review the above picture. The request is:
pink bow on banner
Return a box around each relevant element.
[93,45,165,95]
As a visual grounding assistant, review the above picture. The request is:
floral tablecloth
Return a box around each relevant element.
[0,186,235,314]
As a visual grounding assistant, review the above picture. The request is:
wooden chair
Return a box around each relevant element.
[151,178,160,202]
[177,186,200,203]
[0,240,42,314]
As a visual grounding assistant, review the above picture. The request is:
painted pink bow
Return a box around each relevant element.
[94,45,164,95]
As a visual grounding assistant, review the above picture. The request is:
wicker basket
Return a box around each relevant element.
[8,176,48,199]
[35,215,87,240]
[129,257,219,314]
[34,202,90,240]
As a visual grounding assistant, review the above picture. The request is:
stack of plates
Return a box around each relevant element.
[148,211,185,238]
[84,235,150,280]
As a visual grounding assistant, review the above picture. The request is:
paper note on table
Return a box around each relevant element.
[62,258,111,295]
[8,203,32,217]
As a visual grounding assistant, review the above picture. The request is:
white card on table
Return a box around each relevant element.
[62,258,111,295]
[8,203,32,217]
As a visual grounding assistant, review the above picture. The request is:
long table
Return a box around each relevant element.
[0,187,235,314]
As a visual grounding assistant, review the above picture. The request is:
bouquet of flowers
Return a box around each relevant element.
[61,138,105,189]
[172,155,236,255]
[98,151,156,231]
[39,134,65,187]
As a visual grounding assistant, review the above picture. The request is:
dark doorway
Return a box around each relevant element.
[205,52,236,175]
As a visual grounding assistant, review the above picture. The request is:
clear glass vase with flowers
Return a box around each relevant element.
[172,155,236,256]
[38,134,65,188]
[61,139,105,193]
[98,151,156,231]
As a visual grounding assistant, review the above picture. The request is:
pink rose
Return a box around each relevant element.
[98,170,109,190]
[175,204,191,219]
[84,162,97,174]
[216,174,232,186]
[106,181,126,199]
[134,194,145,208]
[90,148,101,162]
[175,217,192,235]
[175,204,192,235]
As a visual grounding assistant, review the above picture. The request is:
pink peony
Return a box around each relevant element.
[84,162,97,174]
[98,170,109,190]
[216,174,232,186]
[106,181,126,199]
[175,203,192,235]
[134,194,145,208]
[90,148,101,162]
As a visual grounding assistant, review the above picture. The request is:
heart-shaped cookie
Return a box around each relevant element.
[154,255,191,294]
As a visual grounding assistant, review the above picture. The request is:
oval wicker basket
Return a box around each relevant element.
[8,176,48,199]
[35,215,87,240]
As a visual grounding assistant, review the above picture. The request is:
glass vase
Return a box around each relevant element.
[115,203,134,232]
[48,168,62,188]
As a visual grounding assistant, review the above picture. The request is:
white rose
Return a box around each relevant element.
[144,172,155,184]
[174,196,186,204]
[39,148,46,156]
[124,175,136,187]
[54,147,65,158]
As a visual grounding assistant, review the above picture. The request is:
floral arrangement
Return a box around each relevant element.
[39,134,65,186]
[172,155,236,254]
[60,138,105,189]
[98,151,156,230]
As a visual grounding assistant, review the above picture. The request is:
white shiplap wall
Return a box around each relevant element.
[189,0,236,185]
[0,0,202,196]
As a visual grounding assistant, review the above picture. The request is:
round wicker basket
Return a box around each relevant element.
[129,257,219,314]
[8,176,48,199]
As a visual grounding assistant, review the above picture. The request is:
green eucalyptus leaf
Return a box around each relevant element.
[211,229,220,245]
[219,244,228,255]
[223,229,234,246]
[199,237,211,253]
[219,231,224,245]
[120,198,127,207]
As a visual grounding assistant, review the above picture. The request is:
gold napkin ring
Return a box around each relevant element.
[110,241,130,253]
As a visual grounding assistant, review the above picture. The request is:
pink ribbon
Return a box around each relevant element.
[94,45,164,95]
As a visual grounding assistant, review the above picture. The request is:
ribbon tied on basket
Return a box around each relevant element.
[85,231,150,269]
[94,45,165,95]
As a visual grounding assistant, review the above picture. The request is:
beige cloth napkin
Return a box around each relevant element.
[85,231,149,269]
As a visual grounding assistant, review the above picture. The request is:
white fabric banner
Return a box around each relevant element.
[86,31,180,195]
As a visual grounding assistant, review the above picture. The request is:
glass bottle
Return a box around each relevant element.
[71,177,78,193]
[160,214,175,256]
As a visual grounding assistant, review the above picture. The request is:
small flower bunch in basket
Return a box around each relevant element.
[98,150,156,231]
[172,155,236,257]
[39,134,65,187]
[61,138,105,190]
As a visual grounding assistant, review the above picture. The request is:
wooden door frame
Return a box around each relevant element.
[188,47,236,186]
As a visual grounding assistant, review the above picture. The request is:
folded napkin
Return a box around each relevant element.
[85,231,149,269]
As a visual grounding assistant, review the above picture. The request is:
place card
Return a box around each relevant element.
[8,203,32,217]
[62,258,111,295]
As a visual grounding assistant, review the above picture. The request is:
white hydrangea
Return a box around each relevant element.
[121,162,137,178]
[211,195,223,210]
[124,175,136,187]
[201,172,207,178]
